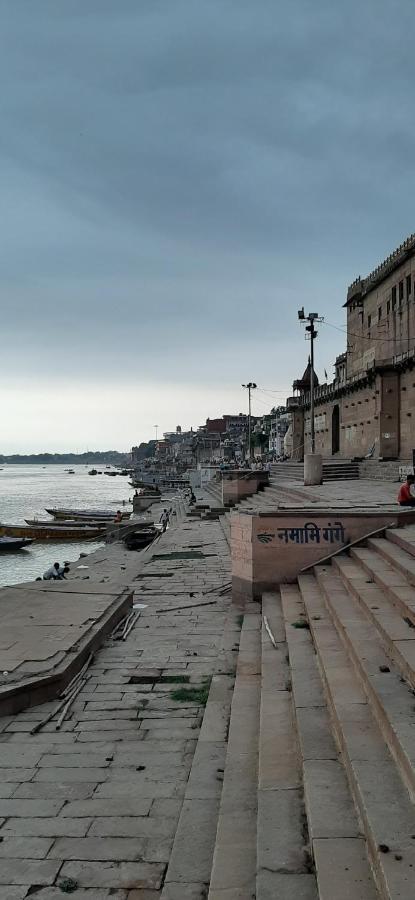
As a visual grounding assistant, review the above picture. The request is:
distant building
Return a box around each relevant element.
[290,232,415,460]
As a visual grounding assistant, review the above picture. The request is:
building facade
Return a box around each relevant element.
[290,233,415,461]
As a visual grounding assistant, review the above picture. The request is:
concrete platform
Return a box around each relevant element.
[0,583,132,716]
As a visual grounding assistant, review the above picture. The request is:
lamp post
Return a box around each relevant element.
[242,382,257,461]
[297,309,324,485]
[297,309,324,454]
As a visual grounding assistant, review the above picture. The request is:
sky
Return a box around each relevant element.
[1,0,414,452]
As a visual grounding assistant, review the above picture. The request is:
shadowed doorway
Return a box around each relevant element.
[332,404,340,455]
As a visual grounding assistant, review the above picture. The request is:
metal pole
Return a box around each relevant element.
[248,385,252,460]
[310,328,315,454]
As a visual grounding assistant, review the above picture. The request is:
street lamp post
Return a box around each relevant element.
[297,309,324,485]
[242,382,257,461]
[297,309,323,454]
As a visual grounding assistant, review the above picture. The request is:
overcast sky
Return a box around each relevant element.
[1,0,414,451]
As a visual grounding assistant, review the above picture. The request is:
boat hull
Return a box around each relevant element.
[0,524,105,541]
[45,508,131,521]
[0,537,33,551]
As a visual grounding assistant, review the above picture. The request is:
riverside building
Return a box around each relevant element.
[289,232,415,462]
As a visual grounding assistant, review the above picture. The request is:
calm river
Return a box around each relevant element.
[0,464,132,587]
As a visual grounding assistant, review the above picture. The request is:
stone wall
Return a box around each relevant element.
[231,509,415,603]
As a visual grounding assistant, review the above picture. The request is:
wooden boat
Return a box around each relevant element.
[25,518,107,530]
[89,469,98,475]
[0,523,105,541]
[45,508,131,521]
[124,527,158,551]
[0,536,33,551]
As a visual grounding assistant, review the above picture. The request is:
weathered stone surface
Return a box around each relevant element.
[257,788,306,874]
[3,816,92,836]
[88,817,174,838]
[13,782,96,801]
[48,836,146,860]
[58,860,165,889]
[161,884,208,899]
[303,759,359,840]
[0,858,61,885]
[0,799,64,816]
[165,798,219,883]
[313,837,379,899]
[255,872,318,899]
[62,799,153,818]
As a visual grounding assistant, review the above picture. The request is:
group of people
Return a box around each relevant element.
[41,562,70,581]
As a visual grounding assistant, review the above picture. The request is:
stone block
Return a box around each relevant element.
[0,858,61,885]
[313,837,378,899]
[48,836,146,860]
[165,798,219,883]
[0,836,54,858]
[257,788,306,873]
[3,817,92,837]
[0,799,64,817]
[58,860,165,890]
[13,782,97,801]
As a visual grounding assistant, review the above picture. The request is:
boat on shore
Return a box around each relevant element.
[25,518,107,529]
[45,507,131,521]
[0,536,33,551]
[0,523,106,541]
[124,526,159,551]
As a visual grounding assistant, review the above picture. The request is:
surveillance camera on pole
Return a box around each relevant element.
[242,382,257,461]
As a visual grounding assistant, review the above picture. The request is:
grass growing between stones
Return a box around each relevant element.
[170,678,211,705]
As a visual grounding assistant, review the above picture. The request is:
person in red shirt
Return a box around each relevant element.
[398,474,415,506]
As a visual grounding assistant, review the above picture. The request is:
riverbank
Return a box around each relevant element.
[0,465,132,587]
[0,491,232,897]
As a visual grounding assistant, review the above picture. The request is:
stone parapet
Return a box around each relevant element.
[231,508,415,604]
[221,470,269,507]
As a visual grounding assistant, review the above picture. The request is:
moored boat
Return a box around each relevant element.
[45,508,131,521]
[25,518,107,529]
[0,523,106,541]
[0,536,33,551]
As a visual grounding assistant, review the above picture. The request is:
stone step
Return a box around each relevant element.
[257,593,318,899]
[368,536,415,586]
[298,572,415,900]
[387,525,415,560]
[281,582,379,900]
[332,554,415,688]
[312,566,415,801]
[349,546,415,628]
[208,610,261,899]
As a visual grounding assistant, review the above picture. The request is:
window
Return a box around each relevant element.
[386,300,390,315]
[378,306,382,321]
[368,314,372,327]
[399,280,404,302]
[392,286,397,308]
[407,275,412,297]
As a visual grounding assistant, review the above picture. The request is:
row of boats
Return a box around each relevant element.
[0,507,132,546]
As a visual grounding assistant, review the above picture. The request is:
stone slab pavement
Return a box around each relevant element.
[0,509,232,898]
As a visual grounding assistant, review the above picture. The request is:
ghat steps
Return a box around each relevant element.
[207,522,415,898]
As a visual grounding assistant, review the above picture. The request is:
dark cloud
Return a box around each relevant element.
[0,0,414,399]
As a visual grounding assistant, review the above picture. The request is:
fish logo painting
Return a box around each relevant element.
[257,532,275,544]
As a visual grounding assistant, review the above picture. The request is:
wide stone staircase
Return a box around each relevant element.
[207,522,415,898]
[271,459,360,481]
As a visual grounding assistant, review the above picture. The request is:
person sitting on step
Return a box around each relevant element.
[398,474,415,507]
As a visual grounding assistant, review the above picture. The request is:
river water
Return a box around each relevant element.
[0,464,132,587]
